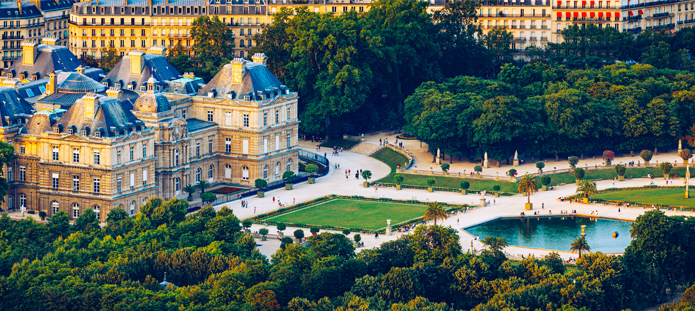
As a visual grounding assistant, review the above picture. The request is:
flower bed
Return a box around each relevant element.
[396,134,417,140]
[373,182,515,196]
[566,185,695,211]
[212,187,243,194]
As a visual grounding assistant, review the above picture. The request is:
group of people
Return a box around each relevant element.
[346,169,364,180]
[331,146,344,156]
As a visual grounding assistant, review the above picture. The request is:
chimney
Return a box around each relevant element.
[128,50,145,76]
[83,93,98,120]
[149,45,167,56]
[107,87,122,101]
[16,0,22,14]
[21,41,39,66]
[183,72,195,79]
[42,37,58,45]
[46,71,57,95]
[252,53,267,65]
[76,65,84,74]
[230,58,245,84]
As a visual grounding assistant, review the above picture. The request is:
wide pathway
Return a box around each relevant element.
[215,140,695,260]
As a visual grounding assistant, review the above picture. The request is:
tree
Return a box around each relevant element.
[183,184,197,201]
[293,229,305,241]
[255,178,268,189]
[38,211,46,221]
[484,27,513,74]
[196,180,210,195]
[166,43,194,75]
[460,180,470,190]
[0,141,13,204]
[433,0,489,77]
[615,164,626,177]
[190,16,234,64]
[250,8,293,79]
[277,223,286,233]
[305,164,318,176]
[574,167,586,180]
[100,42,122,73]
[394,174,404,185]
[570,236,591,258]
[541,176,552,186]
[259,228,269,240]
[282,171,296,183]
[354,234,361,243]
[73,208,100,232]
[481,236,508,257]
[661,161,673,178]
[517,174,538,205]
[568,156,580,168]
[426,178,436,188]
[48,210,70,238]
[309,227,319,235]
[640,149,653,163]
[201,192,216,205]
[576,179,598,198]
[342,229,351,236]
[474,165,483,174]
[492,185,501,192]
[441,163,450,172]
[361,170,372,183]
[423,202,447,226]
[679,148,692,164]
[536,162,545,172]
[306,232,354,260]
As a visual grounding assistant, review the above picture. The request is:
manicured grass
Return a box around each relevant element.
[372,148,410,174]
[319,139,360,150]
[541,167,693,186]
[264,199,427,230]
[592,188,695,207]
[379,173,519,193]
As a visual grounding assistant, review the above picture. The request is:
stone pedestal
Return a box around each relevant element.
[480,198,486,207]
[525,203,533,210]
[386,219,392,236]
[686,190,690,199]
[513,159,519,167]
[483,160,489,169]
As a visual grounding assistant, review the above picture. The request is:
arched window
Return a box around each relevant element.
[174,149,179,166]
[72,203,80,218]
[208,165,214,181]
[143,198,148,206]
[287,159,292,172]
[19,194,26,209]
[93,205,100,220]
[242,166,249,180]
[52,201,59,215]
[263,165,268,179]
[174,178,180,195]
[130,201,135,216]
[196,168,201,182]
[225,164,231,179]
[275,162,280,177]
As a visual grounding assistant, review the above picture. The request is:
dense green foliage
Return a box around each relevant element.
[405,63,691,162]
[0,196,693,310]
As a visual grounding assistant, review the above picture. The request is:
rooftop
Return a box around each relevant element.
[6,44,104,81]
[199,58,289,101]
[0,0,41,19]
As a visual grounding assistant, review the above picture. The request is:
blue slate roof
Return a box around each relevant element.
[39,0,74,12]
[54,94,144,138]
[0,87,34,127]
[0,1,42,19]
[186,119,217,132]
[6,45,104,81]
[103,52,182,90]
[15,78,48,102]
[199,59,288,100]
[56,72,106,93]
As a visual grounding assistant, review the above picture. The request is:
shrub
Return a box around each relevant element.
[660,162,673,176]
[493,185,501,192]
[574,167,585,180]
[259,228,269,236]
[310,227,320,234]
[508,168,517,176]
[441,163,450,172]
[615,164,626,176]
[201,192,216,204]
[361,170,372,181]
[394,174,404,185]
[242,219,253,229]
[568,156,579,168]
[38,211,47,221]
[603,150,615,165]
[541,176,551,186]
[280,237,293,249]
[354,234,362,243]
[255,178,267,189]
[536,162,545,171]
[277,223,286,231]
[305,164,319,175]
[342,229,351,236]
[680,149,693,162]
[474,165,483,173]
[426,178,436,187]
[460,180,470,189]
[640,149,653,162]
[294,229,305,240]
[282,171,297,183]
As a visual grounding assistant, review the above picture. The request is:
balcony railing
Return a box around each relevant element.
[621,0,679,9]
[648,23,676,30]
[624,15,643,21]
[1,35,24,40]
[480,13,551,18]
[553,5,617,9]
[529,36,538,41]
[651,12,673,18]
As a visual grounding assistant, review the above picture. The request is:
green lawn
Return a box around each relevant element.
[542,167,693,186]
[372,148,410,174]
[264,199,427,230]
[592,188,695,207]
[379,173,519,193]
[319,139,361,150]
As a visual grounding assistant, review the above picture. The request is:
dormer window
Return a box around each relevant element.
[53,127,59,133]
[94,131,101,138]
[80,130,86,136]
[68,128,73,134]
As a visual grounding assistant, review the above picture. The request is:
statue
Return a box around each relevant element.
[679,139,683,153]
[513,150,520,167]
[483,152,489,169]
[436,148,441,165]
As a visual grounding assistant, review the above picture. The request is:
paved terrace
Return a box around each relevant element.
[218,137,695,259]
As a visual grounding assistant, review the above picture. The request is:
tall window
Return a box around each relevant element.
[174,149,179,166]
[287,159,292,172]
[143,143,147,158]
[129,146,134,161]
[72,203,80,218]
[94,206,100,220]
[263,165,268,179]
[208,165,214,179]
[93,150,100,165]
[52,146,59,161]
[207,110,213,122]
[130,201,135,216]
[19,166,25,181]
[52,174,59,189]
[242,166,249,180]
[275,109,279,124]
[143,170,148,186]
[209,139,213,154]
[117,176,122,192]
[225,112,231,126]
[196,168,201,182]
[263,112,267,126]
[275,162,280,177]
[287,132,291,148]
[93,178,100,193]
[243,114,249,127]
[19,194,26,209]
[225,164,231,178]
[73,148,80,163]
[117,150,121,165]
[287,106,291,121]
[225,138,231,153]
[73,175,79,191]
[52,201,59,215]
[196,142,200,157]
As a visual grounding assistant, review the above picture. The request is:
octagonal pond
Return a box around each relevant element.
[464,216,633,254]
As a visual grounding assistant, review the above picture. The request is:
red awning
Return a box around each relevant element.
[590,12,595,17]
[582,12,587,17]
[566,12,571,17]
[606,12,611,17]
[557,0,562,5]
[557,12,562,17]
[574,12,579,17]
[582,0,586,5]
[615,12,620,17]
[598,12,604,17]
[638,9,643,14]
[590,0,595,4]
[628,11,633,16]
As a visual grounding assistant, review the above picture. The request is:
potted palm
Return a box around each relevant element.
[576,179,597,203]
[423,202,447,225]
[541,176,551,190]
[568,156,579,169]
[305,164,318,184]
[426,178,435,192]
[660,162,673,180]
[196,180,210,196]
[615,164,626,181]
[394,174,404,190]
[570,236,591,258]
[255,178,267,198]
[183,184,197,201]
[518,174,538,210]
[361,170,372,187]
[283,171,296,190]
[460,180,470,195]
[573,167,585,183]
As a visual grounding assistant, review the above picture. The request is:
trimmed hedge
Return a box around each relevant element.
[566,185,695,211]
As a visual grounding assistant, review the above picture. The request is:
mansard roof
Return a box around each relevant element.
[199,58,288,101]
[0,87,34,127]
[54,94,143,138]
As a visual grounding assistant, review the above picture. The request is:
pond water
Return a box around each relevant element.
[464,216,633,254]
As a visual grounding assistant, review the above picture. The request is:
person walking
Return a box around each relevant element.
[254,206,256,213]
[375,232,379,239]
